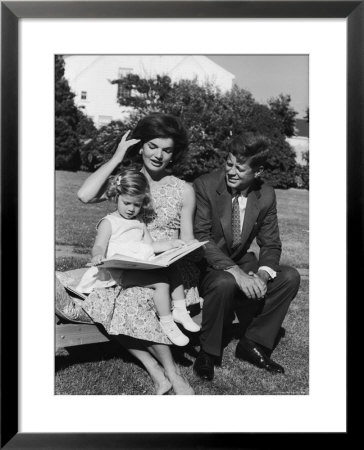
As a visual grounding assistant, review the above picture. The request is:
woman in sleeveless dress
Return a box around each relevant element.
[71,113,201,394]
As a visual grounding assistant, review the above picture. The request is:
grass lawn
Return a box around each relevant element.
[55,170,309,395]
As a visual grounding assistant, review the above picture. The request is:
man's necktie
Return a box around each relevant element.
[231,194,241,248]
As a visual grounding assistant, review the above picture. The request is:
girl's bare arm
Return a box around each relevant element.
[90,219,112,265]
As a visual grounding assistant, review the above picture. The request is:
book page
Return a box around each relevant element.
[100,241,207,269]
[151,241,207,265]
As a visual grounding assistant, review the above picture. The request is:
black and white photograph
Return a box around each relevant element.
[55,54,309,396]
[2,0,356,442]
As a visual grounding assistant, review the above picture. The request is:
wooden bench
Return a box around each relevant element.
[56,316,110,351]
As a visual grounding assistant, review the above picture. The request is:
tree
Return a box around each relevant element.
[77,109,98,171]
[77,109,97,139]
[112,73,172,113]
[107,75,298,187]
[161,80,234,179]
[294,114,309,190]
[80,120,133,172]
[55,55,82,171]
[304,107,309,123]
[243,103,297,188]
[268,94,298,138]
[295,107,309,189]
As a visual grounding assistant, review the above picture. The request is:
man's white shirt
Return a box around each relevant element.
[232,193,277,280]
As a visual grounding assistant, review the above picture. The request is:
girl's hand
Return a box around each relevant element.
[112,130,140,163]
[90,254,104,266]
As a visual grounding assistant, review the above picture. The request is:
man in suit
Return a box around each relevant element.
[193,134,300,380]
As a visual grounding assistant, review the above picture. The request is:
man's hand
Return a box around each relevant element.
[249,270,268,297]
[225,266,266,299]
[257,269,270,285]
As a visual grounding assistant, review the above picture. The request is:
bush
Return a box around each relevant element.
[55,56,81,170]
[161,81,298,187]
[79,121,131,172]
[89,75,301,188]
[55,56,98,172]
[55,117,81,171]
[294,164,309,189]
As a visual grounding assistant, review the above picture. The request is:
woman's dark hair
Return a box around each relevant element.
[105,165,154,217]
[128,113,188,162]
[228,133,271,170]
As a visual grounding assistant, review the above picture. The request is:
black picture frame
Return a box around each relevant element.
[1,1,360,447]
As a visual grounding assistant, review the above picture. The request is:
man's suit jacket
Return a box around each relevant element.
[193,169,282,272]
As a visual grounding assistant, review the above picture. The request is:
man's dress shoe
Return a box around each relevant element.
[193,350,214,381]
[235,338,285,374]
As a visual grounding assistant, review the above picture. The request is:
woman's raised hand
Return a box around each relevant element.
[113,130,141,163]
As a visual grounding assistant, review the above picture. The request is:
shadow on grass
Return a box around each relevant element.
[56,339,143,372]
[56,322,286,373]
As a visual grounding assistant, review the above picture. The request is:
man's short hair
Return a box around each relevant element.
[228,133,270,170]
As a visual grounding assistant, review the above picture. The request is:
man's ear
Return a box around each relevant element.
[254,166,264,178]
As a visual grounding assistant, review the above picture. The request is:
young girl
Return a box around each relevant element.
[76,166,200,346]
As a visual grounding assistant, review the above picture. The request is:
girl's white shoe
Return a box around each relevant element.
[160,319,189,346]
[172,308,201,333]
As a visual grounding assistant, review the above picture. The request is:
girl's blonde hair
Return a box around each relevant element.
[106,166,154,219]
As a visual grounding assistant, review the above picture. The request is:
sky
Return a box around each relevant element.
[209,55,309,118]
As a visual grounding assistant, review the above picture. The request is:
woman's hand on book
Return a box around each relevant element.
[170,239,186,249]
[90,254,105,266]
[151,239,186,253]
[183,239,199,245]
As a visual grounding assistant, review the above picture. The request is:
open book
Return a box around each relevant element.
[98,240,207,270]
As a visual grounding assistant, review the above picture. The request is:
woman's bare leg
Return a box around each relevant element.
[146,343,194,395]
[114,335,172,395]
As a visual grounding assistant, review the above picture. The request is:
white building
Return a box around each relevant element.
[286,136,309,164]
[64,55,235,128]
[286,119,309,164]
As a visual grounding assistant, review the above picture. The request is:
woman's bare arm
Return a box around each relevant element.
[143,226,184,253]
[77,158,120,203]
[77,131,140,203]
[179,182,197,242]
[152,239,185,254]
